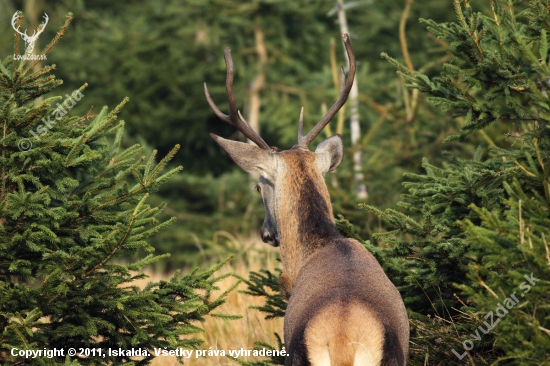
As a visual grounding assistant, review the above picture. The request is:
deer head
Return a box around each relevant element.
[205,34,354,253]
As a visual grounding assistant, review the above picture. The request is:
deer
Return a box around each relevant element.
[204,34,409,366]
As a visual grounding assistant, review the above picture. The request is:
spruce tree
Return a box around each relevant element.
[368,0,550,364]
[0,12,236,365]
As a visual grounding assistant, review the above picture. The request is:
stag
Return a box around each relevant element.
[204,34,409,366]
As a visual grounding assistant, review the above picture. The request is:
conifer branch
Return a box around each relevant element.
[20,64,56,84]
[21,13,73,77]
[15,103,50,128]
[92,143,143,180]
[146,145,180,184]
[112,121,125,153]
[83,195,145,278]
[144,150,158,178]
[114,156,145,185]
[83,146,181,217]
[13,12,22,73]
[86,185,146,216]
[1,116,6,204]
[64,134,88,167]
[105,97,129,124]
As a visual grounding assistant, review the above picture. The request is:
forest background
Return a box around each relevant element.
[0,0,482,266]
[0,0,548,365]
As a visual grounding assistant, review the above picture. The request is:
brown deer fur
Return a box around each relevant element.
[209,139,409,365]
[277,148,337,296]
[204,33,409,366]
[277,148,408,366]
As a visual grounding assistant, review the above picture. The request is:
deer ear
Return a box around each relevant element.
[314,134,344,175]
[210,134,274,175]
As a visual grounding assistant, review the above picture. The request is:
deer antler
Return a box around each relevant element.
[298,33,355,148]
[11,13,27,39]
[11,12,49,54]
[204,48,270,150]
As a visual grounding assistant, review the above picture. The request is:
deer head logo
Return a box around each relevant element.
[11,12,49,54]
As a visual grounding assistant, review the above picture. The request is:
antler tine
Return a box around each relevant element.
[223,48,238,119]
[299,33,356,148]
[36,13,49,36]
[11,12,26,38]
[297,107,304,146]
[204,48,270,150]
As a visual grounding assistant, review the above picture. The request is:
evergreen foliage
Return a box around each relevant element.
[234,269,285,366]
[361,147,513,315]
[382,0,547,141]
[0,0,474,262]
[240,268,286,321]
[3,1,546,365]
[0,13,236,365]
[370,0,550,364]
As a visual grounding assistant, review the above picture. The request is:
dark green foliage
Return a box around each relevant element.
[240,268,286,321]
[0,0,476,258]
[235,269,285,366]
[145,170,265,270]
[369,1,550,364]
[39,0,347,174]
[232,268,287,365]
[0,15,236,365]
[457,143,550,362]
[361,146,515,315]
[383,0,550,142]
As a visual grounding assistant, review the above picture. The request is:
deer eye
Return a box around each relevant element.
[255,184,261,193]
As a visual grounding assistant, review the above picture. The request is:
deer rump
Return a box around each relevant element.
[283,238,408,366]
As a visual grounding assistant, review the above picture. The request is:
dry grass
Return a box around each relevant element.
[137,236,284,365]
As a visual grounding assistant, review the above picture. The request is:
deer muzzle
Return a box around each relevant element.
[261,227,279,247]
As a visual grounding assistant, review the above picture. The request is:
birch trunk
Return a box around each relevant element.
[336,0,367,199]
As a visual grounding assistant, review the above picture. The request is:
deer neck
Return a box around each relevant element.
[276,152,341,293]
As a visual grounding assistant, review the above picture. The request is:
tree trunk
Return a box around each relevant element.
[336,0,367,199]
[247,26,267,145]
